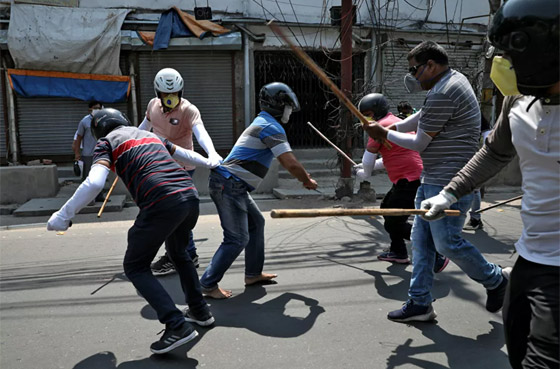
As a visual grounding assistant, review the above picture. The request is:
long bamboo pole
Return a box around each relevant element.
[270,208,461,218]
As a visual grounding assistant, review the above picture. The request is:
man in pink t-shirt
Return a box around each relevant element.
[139,68,222,276]
[356,94,448,272]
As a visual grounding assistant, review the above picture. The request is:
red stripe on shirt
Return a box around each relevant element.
[126,160,177,190]
[133,167,183,195]
[143,187,195,209]
[112,137,165,163]
[119,149,168,175]
[143,178,190,197]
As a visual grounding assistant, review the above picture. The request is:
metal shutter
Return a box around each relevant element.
[382,43,483,115]
[15,57,129,158]
[16,97,128,157]
[138,51,234,150]
[0,83,6,161]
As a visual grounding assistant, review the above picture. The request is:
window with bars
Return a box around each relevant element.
[254,50,365,149]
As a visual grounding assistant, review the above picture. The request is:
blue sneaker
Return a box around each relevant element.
[387,300,437,322]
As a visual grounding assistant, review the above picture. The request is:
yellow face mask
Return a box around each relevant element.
[162,93,179,109]
[490,56,521,96]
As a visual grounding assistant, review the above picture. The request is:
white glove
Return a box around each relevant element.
[208,155,222,168]
[421,190,458,221]
[356,168,369,181]
[208,152,223,167]
[47,211,71,231]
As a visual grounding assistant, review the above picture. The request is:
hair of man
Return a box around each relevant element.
[407,40,449,66]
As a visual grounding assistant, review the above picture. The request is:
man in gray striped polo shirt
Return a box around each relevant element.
[365,41,508,322]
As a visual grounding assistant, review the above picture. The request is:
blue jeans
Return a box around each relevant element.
[200,171,266,290]
[469,188,482,221]
[409,183,503,306]
[124,196,206,329]
[165,169,196,255]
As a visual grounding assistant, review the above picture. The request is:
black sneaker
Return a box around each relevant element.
[433,253,450,273]
[151,255,176,276]
[150,323,198,354]
[463,218,483,230]
[190,254,200,269]
[377,251,410,264]
[387,300,437,322]
[486,267,512,312]
[95,192,106,203]
[183,307,215,327]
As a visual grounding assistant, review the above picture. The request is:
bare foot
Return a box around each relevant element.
[203,286,232,299]
[245,273,278,286]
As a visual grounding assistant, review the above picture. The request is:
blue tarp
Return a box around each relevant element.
[153,9,195,50]
[8,69,130,103]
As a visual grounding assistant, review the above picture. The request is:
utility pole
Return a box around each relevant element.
[335,0,354,198]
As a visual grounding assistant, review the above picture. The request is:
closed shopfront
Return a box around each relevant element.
[137,51,234,151]
[0,82,6,162]
[14,58,129,159]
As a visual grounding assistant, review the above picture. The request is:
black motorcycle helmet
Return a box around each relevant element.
[91,108,130,140]
[259,82,301,118]
[358,93,390,121]
[488,0,559,96]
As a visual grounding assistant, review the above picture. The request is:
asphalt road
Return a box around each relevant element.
[0,193,522,369]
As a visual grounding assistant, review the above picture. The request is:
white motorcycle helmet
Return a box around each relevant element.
[154,68,184,108]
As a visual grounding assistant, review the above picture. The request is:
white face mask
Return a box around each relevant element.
[281,105,293,124]
[403,73,423,93]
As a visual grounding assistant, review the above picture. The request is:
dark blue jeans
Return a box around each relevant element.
[124,196,206,329]
[409,184,502,306]
[200,171,265,290]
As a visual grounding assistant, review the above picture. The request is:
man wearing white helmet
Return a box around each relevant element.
[139,67,222,276]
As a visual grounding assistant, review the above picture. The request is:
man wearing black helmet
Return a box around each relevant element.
[47,108,221,354]
[421,0,559,367]
[199,82,318,299]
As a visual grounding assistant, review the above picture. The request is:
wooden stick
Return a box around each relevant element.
[475,194,522,214]
[270,208,461,218]
[307,121,358,166]
[268,20,391,149]
[97,176,119,218]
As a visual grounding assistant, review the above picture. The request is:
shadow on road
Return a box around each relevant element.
[141,284,325,338]
[73,350,199,369]
[385,320,509,369]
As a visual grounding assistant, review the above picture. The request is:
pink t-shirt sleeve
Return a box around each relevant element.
[184,104,203,128]
[366,137,381,151]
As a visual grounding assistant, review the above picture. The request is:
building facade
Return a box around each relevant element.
[0,0,491,165]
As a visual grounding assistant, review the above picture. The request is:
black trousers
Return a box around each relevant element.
[124,196,206,329]
[503,256,559,369]
[380,179,420,256]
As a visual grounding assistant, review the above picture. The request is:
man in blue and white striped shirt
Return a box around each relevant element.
[365,41,507,322]
[200,82,318,299]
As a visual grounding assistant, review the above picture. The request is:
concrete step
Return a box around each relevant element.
[281,158,340,171]
[274,174,393,199]
[59,176,82,185]
[292,148,365,161]
[279,168,340,179]
[13,195,127,217]
[56,164,82,184]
